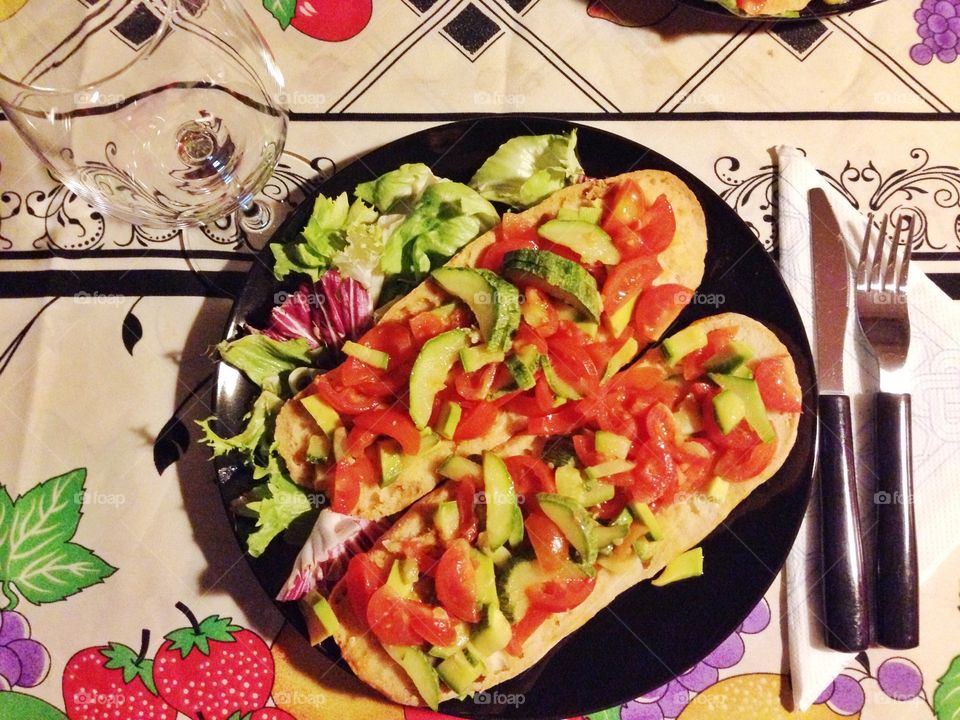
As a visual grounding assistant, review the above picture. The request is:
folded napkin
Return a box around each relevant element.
[777,146,960,710]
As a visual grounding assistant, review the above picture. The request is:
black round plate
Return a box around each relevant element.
[680,0,884,20]
[212,117,818,720]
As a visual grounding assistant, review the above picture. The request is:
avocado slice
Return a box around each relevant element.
[707,477,729,502]
[409,328,472,429]
[673,395,704,436]
[502,249,602,323]
[537,492,600,565]
[712,389,746,435]
[482,452,521,551]
[300,395,340,436]
[460,345,505,373]
[709,373,775,443]
[305,593,340,641]
[434,500,461,542]
[556,205,602,224]
[595,431,631,460]
[471,604,512,656]
[537,219,620,265]
[606,292,640,338]
[306,434,330,464]
[661,325,709,366]
[601,337,639,383]
[342,340,390,370]
[584,458,636,481]
[594,522,629,551]
[387,646,441,710]
[472,550,497,606]
[378,439,403,486]
[555,465,615,507]
[432,267,520,351]
[651,547,704,587]
[439,455,482,481]
[437,650,484,697]
[703,339,754,375]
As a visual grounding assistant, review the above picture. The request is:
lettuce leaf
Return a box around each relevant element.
[243,450,316,558]
[272,193,352,281]
[216,335,313,388]
[354,163,437,213]
[197,389,282,464]
[469,130,583,208]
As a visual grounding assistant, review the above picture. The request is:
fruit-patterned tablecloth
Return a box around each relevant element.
[3,1,960,719]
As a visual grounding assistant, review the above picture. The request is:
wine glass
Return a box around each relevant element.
[0,0,288,228]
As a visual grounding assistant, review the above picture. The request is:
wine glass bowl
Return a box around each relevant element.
[0,0,288,228]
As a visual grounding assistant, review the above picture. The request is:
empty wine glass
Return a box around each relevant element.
[0,0,288,228]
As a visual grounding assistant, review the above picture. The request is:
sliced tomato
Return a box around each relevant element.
[479,217,539,271]
[700,391,764,451]
[363,320,416,360]
[525,511,569,571]
[675,438,718,489]
[311,375,383,415]
[527,570,596,612]
[367,585,457,647]
[537,238,586,267]
[602,256,662,316]
[504,375,556,418]
[352,407,421,455]
[456,478,479,542]
[714,433,777,482]
[399,537,444,577]
[453,401,499,441]
[520,286,559,336]
[344,554,386,623]
[595,489,629,520]
[453,363,498,402]
[628,443,678,505]
[331,451,377,513]
[345,427,377,457]
[573,433,604,467]
[547,323,600,397]
[515,321,550,355]
[632,284,693,342]
[645,403,677,448]
[602,180,647,238]
[504,455,555,498]
[409,312,447,345]
[635,194,676,254]
[527,402,584,436]
[754,356,803,413]
[506,608,551,657]
[435,538,480,624]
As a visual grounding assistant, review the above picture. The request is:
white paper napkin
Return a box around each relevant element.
[777,146,960,710]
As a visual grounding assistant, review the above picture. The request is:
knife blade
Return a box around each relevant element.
[809,187,870,652]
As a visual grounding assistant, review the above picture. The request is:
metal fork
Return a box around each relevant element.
[855,212,919,649]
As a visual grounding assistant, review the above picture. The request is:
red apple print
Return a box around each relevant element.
[291,0,372,41]
[62,629,177,720]
[153,602,275,720]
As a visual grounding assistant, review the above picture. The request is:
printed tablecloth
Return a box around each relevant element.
[2,1,960,719]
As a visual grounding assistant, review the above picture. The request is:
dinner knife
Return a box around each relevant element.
[809,188,871,652]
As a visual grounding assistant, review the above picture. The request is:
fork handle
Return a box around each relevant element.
[875,392,919,649]
[819,393,871,652]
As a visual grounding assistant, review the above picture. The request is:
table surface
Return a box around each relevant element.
[2,1,959,719]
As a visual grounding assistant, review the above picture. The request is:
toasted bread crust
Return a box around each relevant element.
[327,313,802,706]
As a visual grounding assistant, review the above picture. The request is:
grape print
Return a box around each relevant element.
[911,0,960,64]
[0,610,51,690]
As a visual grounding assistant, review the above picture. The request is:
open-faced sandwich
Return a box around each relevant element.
[274,170,708,519]
[306,314,802,708]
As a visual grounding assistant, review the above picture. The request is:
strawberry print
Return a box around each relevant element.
[153,602,275,720]
[62,630,176,720]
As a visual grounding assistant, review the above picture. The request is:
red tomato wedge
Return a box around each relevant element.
[478,215,539,271]
[632,284,694,342]
[344,554,386,623]
[714,433,778,481]
[527,570,596,612]
[352,408,421,455]
[452,364,498,402]
[454,401,499,441]
[456,478,479,542]
[331,457,372,513]
[525,512,569,571]
[504,455,555,497]
[602,256,662,316]
[680,327,738,381]
[366,585,458,647]
[635,194,676,255]
[754,356,803,413]
[311,375,383,415]
[520,286,559,336]
[363,320,416,360]
[506,608,551,657]
[602,179,647,238]
[435,538,480,623]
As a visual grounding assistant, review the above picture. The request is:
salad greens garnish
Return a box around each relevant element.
[200,131,583,559]
[469,129,583,209]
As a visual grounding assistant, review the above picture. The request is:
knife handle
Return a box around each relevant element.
[875,392,919,649]
[818,393,871,652]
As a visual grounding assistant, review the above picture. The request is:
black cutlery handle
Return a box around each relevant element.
[875,392,919,649]
[818,393,871,651]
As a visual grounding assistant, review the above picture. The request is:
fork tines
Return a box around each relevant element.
[858,213,915,294]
